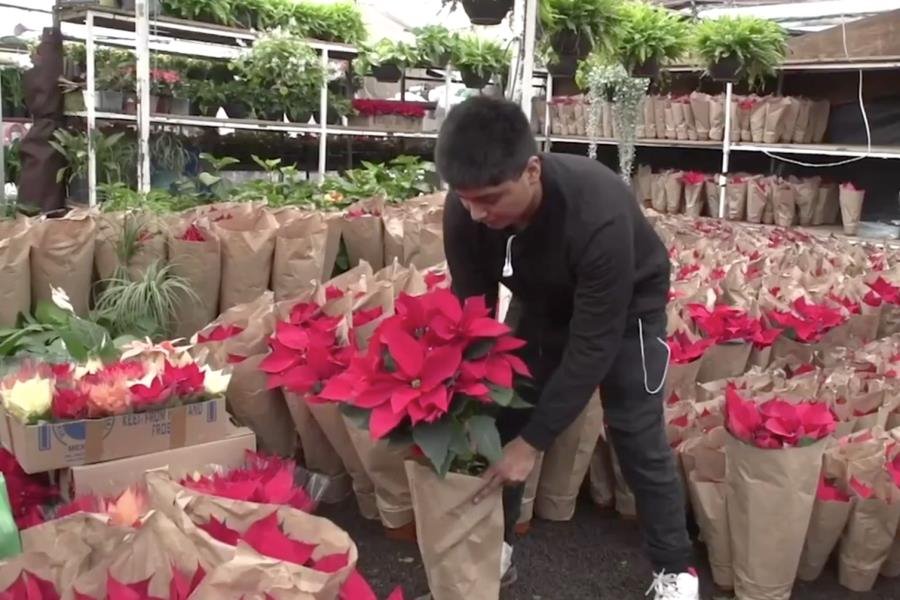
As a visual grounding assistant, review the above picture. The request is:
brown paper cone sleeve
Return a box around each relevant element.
[764,98,790,144]
[664,358,703,404]
[653,96,667,141]
[344,418,413,528]
[746,180,768,224]
[792,100,812,144]
[705,179,721,218]
[797,497,854,581]
[95,212,167,283]
[792,178,821,227]
[688,476,733,589]
[635,165,653,202]
[726,435,826,600]
[214,210,278,312]
[0,219,31,327]
[839,188,865,236]
[31,213,95,316]
[664,103,677,140]
[726,180,748,222]
[228,354,298,457]
[878,304,900,338]
[651,173,668,213]
[773,184,797,228]
[880,529,900,577]
[293,395,377,520]
[644,97,657,139]
[589,438,615,507]
[672,101,687,141]
[664,171,684,215]
[519,452,545,523]
[342,212,385,271]
[273,214,336,302]
[778,98,800,144]
[535,391,603,521]
[697,342,752,384]
[811,100,831,143]
[690,93,711,140]
[771,336,820,367]
[838,498,900,592]
[284,392,345,477]
[406,460,504,600]
[382,211,404,267]
[169,226,221,339]
[684,182,704,218]
[750,99,768,143]
[709,96,725,141]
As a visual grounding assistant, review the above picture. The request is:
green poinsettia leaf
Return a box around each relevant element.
[413,420,455,476]
[489,384,514,407]
[340,404,372,430]
[468,415,503,464]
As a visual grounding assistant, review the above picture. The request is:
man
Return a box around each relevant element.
[436,96,698,600]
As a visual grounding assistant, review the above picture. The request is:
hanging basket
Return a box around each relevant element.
[223,100,251,119]
[461,0,513,26]
[460,68,491,89]
[372,63,403,83]
[709,55,743,83]
[550,31,592,60]
[630,56,660,79]
[547,55,579,78]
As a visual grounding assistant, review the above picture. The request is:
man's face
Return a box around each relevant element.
[454,156,542,230]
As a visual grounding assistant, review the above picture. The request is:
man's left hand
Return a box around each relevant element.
[473,437,539,504]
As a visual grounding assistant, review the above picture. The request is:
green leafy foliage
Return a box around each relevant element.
[0,301,118,363]
[539,0,623,59]
[412,25,458,67]
[692,15,787,88]
[450,35,510,80]
[50,129,133,187]
[322,155,437,206]
[356,39,422,75]
[613,1,689,69]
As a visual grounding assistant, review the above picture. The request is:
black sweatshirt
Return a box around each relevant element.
[443,153,671,451]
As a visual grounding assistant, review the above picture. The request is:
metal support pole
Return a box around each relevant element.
[519,0,538,118]
[136,0,151,194]
[86,12,97,206]
[718,82,733,219]
[0,66,5,207]
[507,0,525,102]
[317,48,329,182]
[543,74,553,152]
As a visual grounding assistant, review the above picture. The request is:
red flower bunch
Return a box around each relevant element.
[868,277,900,305]
[260,302,353,403]
[767,297,847,343]
[177,224,206,242]
[345,207,380,219]
[196,324,245,344]
[70,566,205,600]
[668,331,714,365]
[0,449,56,529]
[130,362,205,411]
[687,304,782,347]
[681,171,706,186]
[0,571,58,600]
[320,290,531,472]
[180,451,315,512]
[352,99,429,118]
[424,270,449,291]
[725,386,836,449]
[817,476,851,502]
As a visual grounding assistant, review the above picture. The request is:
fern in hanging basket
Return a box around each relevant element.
[539,0,623,63]
[692,15,787,88]
[614,1,690,78]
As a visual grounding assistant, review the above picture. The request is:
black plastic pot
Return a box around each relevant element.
[312,107,341,125]
[461,0,513,26]
[68,176,88,204]
[630,56,660,79]
[709,54,743,83]
[96,90,123,112]
[550,31,592,60]
[427,51,452,68]
[208,63,236,84]
[258,108,284,122]
[372,63,403,83]
[460,68,491,89]
[547,55,579,78]
[192,102,219,117]
[223,101,250,119]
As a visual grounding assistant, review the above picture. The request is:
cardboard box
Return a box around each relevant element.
[65,425,256,498]
[1,397,228,474]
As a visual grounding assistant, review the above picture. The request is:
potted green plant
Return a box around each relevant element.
[540,0,623,77]
[50,130,128,202]
[0,69,26,118]
[692,15,787,86]
[289,1,367,46]
[451,35,509,89]
[150,68,183,114]
[443,0,513,26]
[356,39,419,83]
[614,1,689,78]
[251,87,286,122]
[159,0,235,26]
[96,61,129,113]
[186,80,223,117]
[63,43,86,81]
[222,80,252,119]
[150,131,190,190]
[412,25,458,68]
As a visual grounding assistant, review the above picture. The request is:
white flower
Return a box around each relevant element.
[2,377,52,423]
[74,358,103,379]
[50,286,75,313]
[202,366,231,396]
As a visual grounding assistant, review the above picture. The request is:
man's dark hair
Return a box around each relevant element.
[435,95,539,189]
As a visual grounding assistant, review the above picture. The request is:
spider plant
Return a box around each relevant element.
[692,15,787,88]
[93,260,196,341]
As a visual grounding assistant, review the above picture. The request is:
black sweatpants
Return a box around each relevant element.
[499,311,694,574]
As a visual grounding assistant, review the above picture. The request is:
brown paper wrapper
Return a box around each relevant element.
[672,101,687,141]
[688,475,733,589]
[651,172,668,213]
[838,498,900,591]
[664,171,684,215]
[228,354,298,457]
[730,98,741,143]
[683,100,698,141]
[839,186,865,236]
[665,358,703,404]
[750,98,768,143]
[0,218,31,327]
[284,388,345,477]
[518,452,545,523]
[726,178,748,222]
[634,164,653,202]
[535,391,603,521]
[792,177,821,226]
[697,342,752,384]
[589,438,615,507]
[643,97,656,139]
[879,304,900,338]
[797,497,854,582]
[663,100,677,140]
[738,97,753,142]
[746,178,768,224]
[31,212,95,316]
[773,182,797,228]
[345,420,413,528]
[684,181,705,218]
[273,213,340,302]
[778,98,801,144]
[764,98,790,144]
[406,460,503,600]
[792,99,813,144]
[342,199,385,271]
[881,530,900,578]
[94,212,167,282]
[194,291,275,368]
[653,96,667,142]
[814,183,840,226]
[285,393,377,519]
[705,178,722,218]
[691,92,711,141]
[214,209,278,312]
[169,222,221,339]
[403,210,445,270]
[709,95,725,141]
[811,100,831,143]
[726,435,826,600]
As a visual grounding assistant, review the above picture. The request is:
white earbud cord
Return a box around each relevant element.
[638,318,670,395]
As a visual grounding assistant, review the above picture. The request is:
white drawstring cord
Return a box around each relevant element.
[638,318,670,395]
[503,234,516,277]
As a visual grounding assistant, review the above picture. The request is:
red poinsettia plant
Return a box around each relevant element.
[687,304,782,348]
[352,99,429,119]
[766,297,847,344]
[319,289,531,476]
[668,330,714,365]
[725,385,836,449]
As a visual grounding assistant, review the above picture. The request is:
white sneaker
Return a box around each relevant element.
[645,571,700,600]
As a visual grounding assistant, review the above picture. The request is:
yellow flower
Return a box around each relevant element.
[1,377,53,423]
[202,366,231,397]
